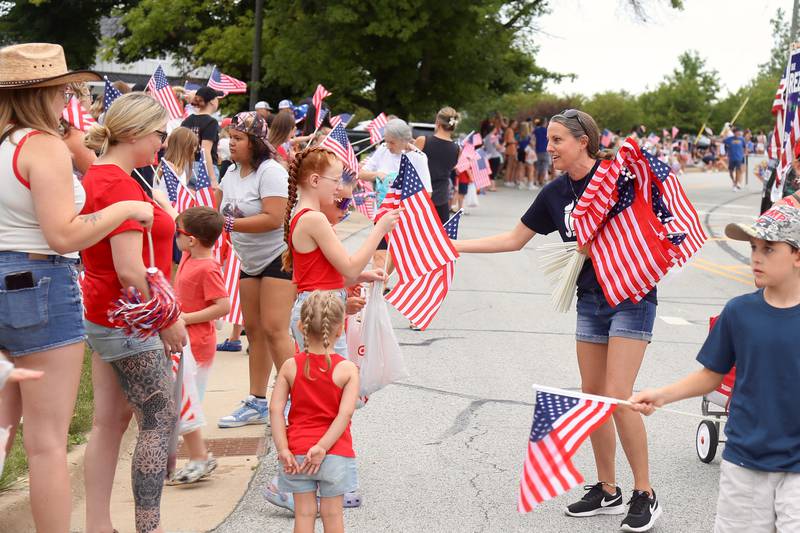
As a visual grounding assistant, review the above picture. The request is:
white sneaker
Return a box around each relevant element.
[528,183,537,190]
[504,182,514,188]
[167,454,218,485]
[518,182,526,190]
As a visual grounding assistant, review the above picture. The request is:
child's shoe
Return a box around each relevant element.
[217,338,242,352]
[218,395,268,428]
[167,454,218,485]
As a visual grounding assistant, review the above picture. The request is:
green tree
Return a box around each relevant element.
[638,50,719,132]
[760,7,792,79]
[111,0,565,118]
[583,91,643,133]
[0,0,120,68]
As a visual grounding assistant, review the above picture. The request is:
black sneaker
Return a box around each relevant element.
[565,482,625,517]
[620,489,662,532]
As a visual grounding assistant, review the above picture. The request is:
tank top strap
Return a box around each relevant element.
[288,207,315,248]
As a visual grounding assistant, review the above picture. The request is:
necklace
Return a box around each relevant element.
[568,176,582,203]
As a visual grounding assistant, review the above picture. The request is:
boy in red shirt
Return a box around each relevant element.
[170,207,231,484]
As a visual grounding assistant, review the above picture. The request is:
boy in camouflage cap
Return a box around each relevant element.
[629,203,800,532]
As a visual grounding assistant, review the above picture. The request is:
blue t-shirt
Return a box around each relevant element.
[697,290,800,472]
[520,162,656,303]
[724,136,746,163]
[534,126,548,153]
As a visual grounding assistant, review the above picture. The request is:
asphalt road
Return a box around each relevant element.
[213,170,762,533]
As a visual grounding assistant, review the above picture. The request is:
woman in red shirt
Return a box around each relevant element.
[81,93,187,533]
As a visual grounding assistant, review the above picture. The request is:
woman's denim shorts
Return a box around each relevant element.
[0,252,84,357]
[575,291,656,344]
[85,320,164,363]
[290,289,348,357]
[278,455,358,497]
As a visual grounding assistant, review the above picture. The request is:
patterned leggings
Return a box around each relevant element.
[111,349,176,533]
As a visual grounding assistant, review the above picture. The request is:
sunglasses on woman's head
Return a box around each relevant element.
[557,109,588,137]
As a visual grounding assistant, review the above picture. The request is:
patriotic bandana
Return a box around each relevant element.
[725,204,800,249]
[230,111,275,154]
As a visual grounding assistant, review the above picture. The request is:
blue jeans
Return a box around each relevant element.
[290,290,348,357]
[575,291,656,344]
[0,252,84,356]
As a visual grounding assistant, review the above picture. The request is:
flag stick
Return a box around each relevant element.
[693,121,707,145]
[133,169,154,191]
[355,141,381,157]
[531,384,726,423]
[729,95,750,126]
[351,136,373,146]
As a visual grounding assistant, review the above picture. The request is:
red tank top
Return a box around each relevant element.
[287,352,355,457]
[289,208,345,292]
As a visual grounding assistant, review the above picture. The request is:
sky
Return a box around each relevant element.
[533,0,787,97]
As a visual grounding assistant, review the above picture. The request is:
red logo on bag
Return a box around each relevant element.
[357,345,365,357]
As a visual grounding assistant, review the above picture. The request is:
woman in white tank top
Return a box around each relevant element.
[0,43,153,532]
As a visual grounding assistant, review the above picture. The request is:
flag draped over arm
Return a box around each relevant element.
[571,137,705,306]
[518,387,617,512]
[386,211,461,330]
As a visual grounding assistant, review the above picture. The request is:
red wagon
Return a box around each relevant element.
[695,316,735,463]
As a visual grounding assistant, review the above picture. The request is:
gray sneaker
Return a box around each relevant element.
[218,396,269,428]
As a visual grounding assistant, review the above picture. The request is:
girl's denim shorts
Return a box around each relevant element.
[84,320,164,363]
[278,454,358,497]
[0,252,84,357]
[575,291,656,344]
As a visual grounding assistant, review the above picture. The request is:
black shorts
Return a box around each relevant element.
[458,182,469,195]
[240,254,292,280]
[489,157,501,177]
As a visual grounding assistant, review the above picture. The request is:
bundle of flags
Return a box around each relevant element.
[146,65,183,120]
[367,112,388,145]
[320,123,359,176]
[770,48,800,199]
[377,155,459,329]
[571,137,705,307]
[455,132,492,190]
[353,180,376,220]
[62,97,95,132]
[312,84,331,129]
[208,66,247,95]
[518,386,618,512]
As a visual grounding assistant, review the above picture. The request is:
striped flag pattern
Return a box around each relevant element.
[388,154,459,284]
[518,389,617,512]
[62,98,95,132]
[146,65,183,120]
[319,123,359,176]
[312,84,331,129]
[367,112,388,145]
[194,154,215,208]
[208,66,247,95]
[330,113,352,129]
[571,137,705,306]
[221,249,243,325]
[456,133,491,190]
[769,77,786,160]
[386,211,460,330]
[161,160,196,213]
[773,49,800,196]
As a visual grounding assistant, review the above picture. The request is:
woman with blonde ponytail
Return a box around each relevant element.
[216,111,295,429]
[80,92,188,533]
[453,109,662,532]
[414,106,461,224]
[0,43,154,533]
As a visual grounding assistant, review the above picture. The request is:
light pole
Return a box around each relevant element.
[249,0,264,110]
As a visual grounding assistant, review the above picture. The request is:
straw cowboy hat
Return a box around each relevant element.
[0,43,101,88]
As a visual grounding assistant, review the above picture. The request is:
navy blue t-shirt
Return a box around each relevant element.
[520,162,657,303]
[697,290,800,473]
[724,136,746,163]
[534,126,548,153]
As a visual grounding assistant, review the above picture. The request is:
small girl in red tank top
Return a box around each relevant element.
[270,290,359,532]
[281,147,401,357]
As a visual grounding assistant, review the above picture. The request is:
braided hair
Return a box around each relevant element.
[299,290,345,380]
[281,146,339,272]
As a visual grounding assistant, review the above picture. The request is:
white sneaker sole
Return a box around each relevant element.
[565,504,626,517]
[619,504,662,532]
[217,416,268,428]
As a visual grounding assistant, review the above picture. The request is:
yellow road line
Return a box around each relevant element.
[689,258,753,285]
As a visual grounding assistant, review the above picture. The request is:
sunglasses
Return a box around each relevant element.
[176,227,193,238]
[335,197,353,211]
[154,130,168,143]
[557,109,589,138]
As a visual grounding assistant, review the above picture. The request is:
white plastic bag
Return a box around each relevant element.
[346,313,366,369]
[359,282,409,396]
[465,182,480,207]
[170,345,206,435]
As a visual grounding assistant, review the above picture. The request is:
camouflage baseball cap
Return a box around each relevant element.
[725,204,800,248]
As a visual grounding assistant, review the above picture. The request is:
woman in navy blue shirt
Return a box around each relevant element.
[454,109,661,532]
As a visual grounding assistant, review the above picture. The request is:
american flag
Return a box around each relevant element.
[518,388,617,513]
[367,112,388,145]
[312,84,331,129]
[319,123,359,176]
[161,160,195,213]
[221,248,243,325]
[600,129,613,148]
[388,154,459,284]
[773,49,800,196]
[146,65,183,120]
[572,137,705,306]
[62,97,95,132]
[208,66,247,95]
[769,77,786,160]
[386,210,460,330]
[353,191,376,220]
[330,113,353,129]
[103,77,123,111]
[194,154,215,208]
[456,133,491,190]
